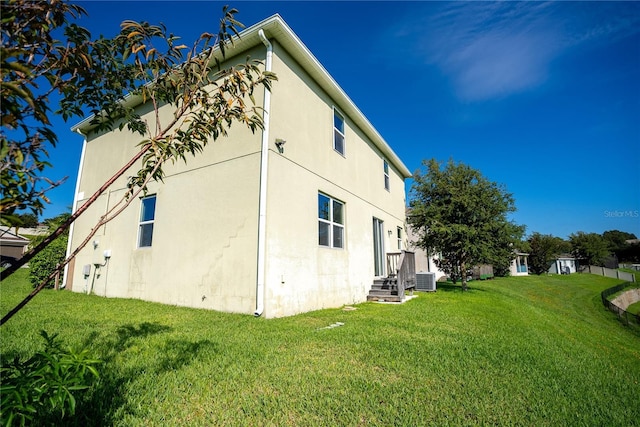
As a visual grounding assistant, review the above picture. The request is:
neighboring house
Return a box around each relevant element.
[509,252,529,276]
[65,15,411,318]
[549,255,577,274]
[405,222,447,282]
[0,226,29,266]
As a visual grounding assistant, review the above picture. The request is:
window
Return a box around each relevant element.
[384,160,390,191]
[373,218,385,276]
[318,193,344,248]
[397,227,403,250]
[333,109,345,155]
[138,195,156,247]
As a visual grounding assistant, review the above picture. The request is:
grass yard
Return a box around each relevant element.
[628,301,640,316]
[1,270,639,426]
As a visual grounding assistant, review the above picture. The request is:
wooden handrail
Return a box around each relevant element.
[386,251,416,301]
[386,252,401,277]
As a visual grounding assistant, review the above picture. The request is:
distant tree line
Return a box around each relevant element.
[407,159,638,286]
[525,230,639,275]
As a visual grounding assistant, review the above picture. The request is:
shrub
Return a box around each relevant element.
[0,331,100,426]
[28,234,67,289]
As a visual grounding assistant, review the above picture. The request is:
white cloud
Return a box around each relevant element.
[391,1,640,102]
[444,27,558,101]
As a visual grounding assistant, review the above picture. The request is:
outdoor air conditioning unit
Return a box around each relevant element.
[416,272,436,292]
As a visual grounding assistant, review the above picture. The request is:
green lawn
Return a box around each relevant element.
[628,301,640,316]
[2,270,639,426]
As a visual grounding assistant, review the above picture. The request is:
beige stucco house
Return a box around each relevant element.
[64,15,411,318]
[405,224,447,282]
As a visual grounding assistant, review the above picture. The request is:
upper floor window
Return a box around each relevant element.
[138,195,156,247]
[318,193,344,248]
[384,160,390,191]
[333,109,345,155]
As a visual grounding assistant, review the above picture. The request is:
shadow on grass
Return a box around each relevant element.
[436,282,488,293]
[68,322,218,426]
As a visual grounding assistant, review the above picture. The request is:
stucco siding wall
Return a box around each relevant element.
[264,153,405,317]
[68,37,409,318]
[71,151,261,314]
[76,46,266,198]
[261,46,407,317]
[69,51,265,315]
[268,43,406,208]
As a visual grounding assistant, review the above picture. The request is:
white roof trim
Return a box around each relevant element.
[72,14,411,178]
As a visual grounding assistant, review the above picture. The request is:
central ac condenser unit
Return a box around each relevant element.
[416,272,436,292]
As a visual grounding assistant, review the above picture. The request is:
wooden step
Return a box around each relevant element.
[370,283,397,291]
[367,277,403,302]
[373,278,397,285]
[368,289,400,297]
[366,295,404,302]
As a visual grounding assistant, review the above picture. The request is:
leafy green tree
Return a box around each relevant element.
[527,232,571,275]
[569,231,610,266]
[408,159,523,290]
[616,242,640,263]
[602,230,637,249]
[1,2,276,325]
[1,0,90,225]
[602,230,638,262]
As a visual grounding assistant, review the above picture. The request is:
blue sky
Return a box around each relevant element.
[41,1,639,239]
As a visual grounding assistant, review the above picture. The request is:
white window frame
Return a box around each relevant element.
[384,160,390,191]
[137,194,156,248]
[318,192,345,249]
[397,226,403,250]
[333,108,345,156]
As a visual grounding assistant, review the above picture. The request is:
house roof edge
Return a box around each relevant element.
[71,14,411,178]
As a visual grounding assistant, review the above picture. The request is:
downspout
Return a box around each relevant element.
[63,129,88,288]
[255,29,272,316]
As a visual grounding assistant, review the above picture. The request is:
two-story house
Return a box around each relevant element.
[65,14,411,318]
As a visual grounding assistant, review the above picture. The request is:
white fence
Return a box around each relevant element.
[585,265,636,282]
